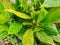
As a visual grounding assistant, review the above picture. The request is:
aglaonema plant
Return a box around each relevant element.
[0,0,60,45]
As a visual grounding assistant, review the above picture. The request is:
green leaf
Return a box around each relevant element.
[34,27,43,32]
[0,31,8,40]
[17,42,23,45]
[43,0,60,7]
[8,22,22,34]
[52,34,60,42]
[42,8,60,23]
[19,0,33,11]
[22,29,34,45]
[19,0,28,11]
[0,1,4,13]
[37,31,54,44]
[34,41,37,45]
[0,14,9,24]
[37,5,48,24]
[5,9,31,19]
[23,22,32,26]
[15,0,20,10]
[16,28,26,40]
[10,37,17,45]
[31,11,38,21]
[40,23,58,35]
[0,24,9,32]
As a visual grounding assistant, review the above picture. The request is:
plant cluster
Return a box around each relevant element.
[0,0,60,45]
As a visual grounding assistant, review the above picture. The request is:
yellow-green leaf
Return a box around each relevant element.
[0,14,9,24]
[0,24,9,31]
[5,9,31,19]
[22,29,34,45]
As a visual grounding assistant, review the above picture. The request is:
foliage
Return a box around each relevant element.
[0,0,60,45]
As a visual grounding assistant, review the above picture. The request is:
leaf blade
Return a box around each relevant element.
[37,31,54,44]
[22,29,34,45]
[5,9,31,19]
[8,22,22,34]
[43,0,60,7]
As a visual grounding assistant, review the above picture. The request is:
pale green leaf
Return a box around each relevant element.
[43,0,60,7]
[53,34,60,42]
[0,31,8,40]
[37,31,54,44]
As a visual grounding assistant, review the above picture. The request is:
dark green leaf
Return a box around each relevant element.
[16,28,26,40]
[40,23,58,35]
[18,42,23,45]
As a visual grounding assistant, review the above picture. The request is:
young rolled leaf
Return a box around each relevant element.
[37,31,54,44]
[43,0,60,7]
[22,29,34,45]
[8,22,22,34]
[0,14,9,24]
[5,9,31,19]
